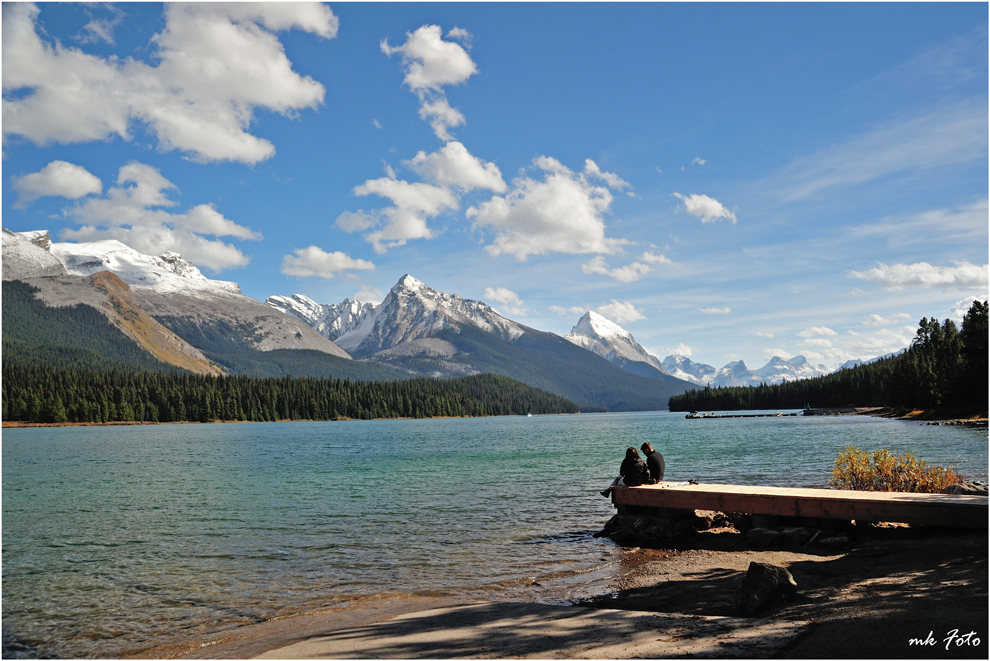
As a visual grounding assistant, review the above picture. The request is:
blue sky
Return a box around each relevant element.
[3,2,987,369]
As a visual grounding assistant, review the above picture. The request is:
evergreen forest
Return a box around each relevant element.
[2,366,579,424]
[668,300,988,415]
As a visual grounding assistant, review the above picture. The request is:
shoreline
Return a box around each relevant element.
[130,523,987,660]
[5,407,986,429]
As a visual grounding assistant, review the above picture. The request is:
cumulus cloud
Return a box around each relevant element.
[2,2,337,164]
[797,326,838,338]
[406,141,506,192]
[59,161,261,272]
[483,286,527,315]
[845,327,915,360]
[13,160,102,208]
[673,193,737,224]
[281,246,375,280]
[849,261,988,290]
[596,300,646,324]
[863,313,911,326]
[468,157,631,261]
[354,285,385,304]
[671,342,693,357]
[762,348,794,360]
[334,211,377,233]
[699,306,731,314]
[381,25,476,141]
[352,177,459,253]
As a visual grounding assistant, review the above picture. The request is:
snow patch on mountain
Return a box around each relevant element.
[662,354,834,387]
[271,275,527,355]
[265,293,375,341]
[2,229,67,279]
[565,311,667,373]
[661,354,718,386]
[43,236,241,296]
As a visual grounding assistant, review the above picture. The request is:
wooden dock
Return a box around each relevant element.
[613,481,988,529]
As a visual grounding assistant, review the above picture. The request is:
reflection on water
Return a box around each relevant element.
[3,412,985,657]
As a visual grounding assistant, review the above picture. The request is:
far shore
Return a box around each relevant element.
[4,407,987,429]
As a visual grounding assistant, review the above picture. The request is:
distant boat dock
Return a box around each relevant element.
[614,482,988,529]
[685,411,799,419]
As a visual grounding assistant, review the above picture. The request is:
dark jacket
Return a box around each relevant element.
[644,450,665,483]
[620,456,650,487]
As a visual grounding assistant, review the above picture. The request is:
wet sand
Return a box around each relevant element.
[132,523,986,659]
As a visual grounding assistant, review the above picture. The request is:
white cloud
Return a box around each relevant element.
[334,211,377,234]
[691,157,707,166]
[639,251,672,265]
[468,156,631,261]
[756,331,774,338]
[483,286,527,315]
[281,246,375,280]
[373,119,383,130]
[583,159,631,191]
[549,305,586,316]
[800,338,834,349]
[353,177,458,253]
[797,326,838,338]
[670,342,693,357]
[596,300,645,324]
[59,161,261,272]
[863,313,911,326]
[581,255,662,283]
[845,327,915,359]
[762,348,794,360]
[699,306,731,315]
[381,24,477,142]
[850,200,989,246]
[381,24,477,92]
[673,193,738,224]
[951,295,988,321]
[406,141,506,193]
[2,3,338,164]
[849,261,988,291]
[13,160,102,208]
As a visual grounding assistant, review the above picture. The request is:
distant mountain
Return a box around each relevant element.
[564,311,670,381]
[2,229,397,380]
[662,354,718,386]
[265,293,375,342]
[268,276,698,411]
[661,354,834,387]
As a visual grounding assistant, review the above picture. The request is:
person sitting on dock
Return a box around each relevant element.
[600,447,651,497]
[640,442,665,483]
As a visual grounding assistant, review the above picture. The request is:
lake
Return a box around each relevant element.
[2,410,986,658]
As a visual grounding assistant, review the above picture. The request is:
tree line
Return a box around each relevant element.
[2,366,579,424]
[669,300,988,415]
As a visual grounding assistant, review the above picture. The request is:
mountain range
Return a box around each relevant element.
[3,228,875,411]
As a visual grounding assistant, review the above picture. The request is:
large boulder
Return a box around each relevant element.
[733,562,798,615]
[942,482,988,495]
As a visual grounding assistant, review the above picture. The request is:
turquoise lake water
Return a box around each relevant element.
[2,410,987,658]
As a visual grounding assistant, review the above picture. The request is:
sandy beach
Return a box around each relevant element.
[130,522,986,660]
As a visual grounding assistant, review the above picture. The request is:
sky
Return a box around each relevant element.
[3,2,987,370]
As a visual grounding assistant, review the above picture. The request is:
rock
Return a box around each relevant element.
[747,527,782,548]
[942,482,989,495]
[731,512,753,533]
[780,526,817,547]
[812,534,850,550]
[733,562,798,615]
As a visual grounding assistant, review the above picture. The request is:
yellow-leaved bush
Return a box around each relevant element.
[830,445,963,493]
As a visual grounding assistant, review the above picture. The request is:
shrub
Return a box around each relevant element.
[829,445,963,493]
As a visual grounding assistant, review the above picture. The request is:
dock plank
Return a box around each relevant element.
[613,482,988,528]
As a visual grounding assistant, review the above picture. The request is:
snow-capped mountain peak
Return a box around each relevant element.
[43,236,241,296]
[565,311,666,374]
[275,275,527,355]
